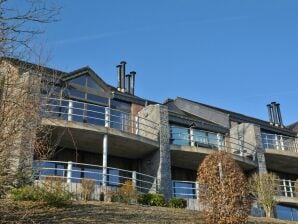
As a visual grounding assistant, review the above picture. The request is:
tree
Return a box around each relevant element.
[0,0,61,197]
[198,151,251,224]
[249,173,279,218]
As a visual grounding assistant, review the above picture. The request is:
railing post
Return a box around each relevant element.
[195,181,200,199]
[135,116,139,135]
[66,161,73,183]
[275,134,279,150]
[289,180,294,197]
[217,134,222,150]
[190,128,195,147]
[68,100,73,121]
[132,171,137,190]
[105,107,110,128]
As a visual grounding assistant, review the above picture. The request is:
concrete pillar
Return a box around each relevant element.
[66,161,73,183]
[102,134,108,187]
[138,104,172,199]
[230,123,267,174]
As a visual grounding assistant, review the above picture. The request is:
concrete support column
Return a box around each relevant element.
[138,105,172,200]
[66,161,73,183]
[102,134,108,187]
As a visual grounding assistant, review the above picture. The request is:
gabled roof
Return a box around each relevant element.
[164,97,297,137]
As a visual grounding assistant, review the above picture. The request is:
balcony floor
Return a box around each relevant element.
[170,144,257,171]
[265,149,298,175]
[42,118,159,159]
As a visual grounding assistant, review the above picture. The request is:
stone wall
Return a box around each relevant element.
[138,104,172,199]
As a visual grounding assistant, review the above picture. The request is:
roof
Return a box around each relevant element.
[164,97,297,136]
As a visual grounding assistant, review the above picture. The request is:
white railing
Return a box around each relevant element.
[277,179,298,198]
[41,97,160,141]
[170,126,256,160]
[33,160,157,194]
[262,133,298,153]
[172,180,199,199]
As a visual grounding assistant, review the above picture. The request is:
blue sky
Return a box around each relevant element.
[41,0,298,125]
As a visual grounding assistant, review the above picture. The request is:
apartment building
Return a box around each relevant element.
[1,57,297,221]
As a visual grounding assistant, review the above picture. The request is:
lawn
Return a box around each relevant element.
[0,199,296,224]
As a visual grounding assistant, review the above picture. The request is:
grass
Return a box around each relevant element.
[0,199,297,224]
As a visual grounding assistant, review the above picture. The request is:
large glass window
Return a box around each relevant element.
[276,205,298,221]
[83,168,103,185]
[170,125,190,145]
[85,104,105,126]
[108,169,120,186]
[70,75,87,86]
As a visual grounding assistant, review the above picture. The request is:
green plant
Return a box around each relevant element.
[167,198,187,208]
[80,179,95,201]
[11,175,72,207]
[11,185,41,201]
[137,193,166,207]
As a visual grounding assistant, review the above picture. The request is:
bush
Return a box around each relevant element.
[80,179,95,201]
[137,193,166,207]
[109,180,137,204]
[11,175,72,207]
[11,185,41,201]
[167,198,187,208]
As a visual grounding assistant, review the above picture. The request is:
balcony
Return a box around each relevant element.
[41,97,160,141]
[262,133,298,153]
[33,160,158,199]
[170,126,256,160]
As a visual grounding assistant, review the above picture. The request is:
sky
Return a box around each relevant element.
[38,0,298,125]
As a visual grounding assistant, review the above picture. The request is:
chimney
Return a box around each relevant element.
[120,61,126,93]
[129,71,136,95]
[126,73,131,94]
[271,102,279,126]
[116,64,121,91]
[267,104,273,124]
[276,103,284,127]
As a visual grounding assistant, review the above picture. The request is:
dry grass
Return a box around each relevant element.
[0,199,296,224]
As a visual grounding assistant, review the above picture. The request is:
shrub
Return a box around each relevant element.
[80,179,95,201]
[198,151,251,224]
[137,193,166,207]
[11,175,72,207]
[167,198,187,208]
[109,180,137,204]
[11,185,41,201]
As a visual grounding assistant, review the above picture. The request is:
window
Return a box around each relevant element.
[276,205,298,221]
[85,104,105,126]
[83,167,102,185]
[70,75,87,86]
[170,125,190,145]
[87,93,108,104]
[111,100,131,112]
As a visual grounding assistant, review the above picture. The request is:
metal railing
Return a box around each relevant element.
[170,127,256,160]
[41,97,160,141]
[262,133,298,153]
[33,160,157,195]
[277,179,298,198]
[172,180,199,199]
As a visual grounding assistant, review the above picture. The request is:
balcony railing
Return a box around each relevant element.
[172,180,199,199]
[170,127,256,160]
[33,160,157,196]
[41,97,160,141]
[262,133,298,153]
[172,179,298,200]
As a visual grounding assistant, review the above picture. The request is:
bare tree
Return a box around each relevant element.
[198,151,251,224]
[0,0,61,197]
[249,173,279,218]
